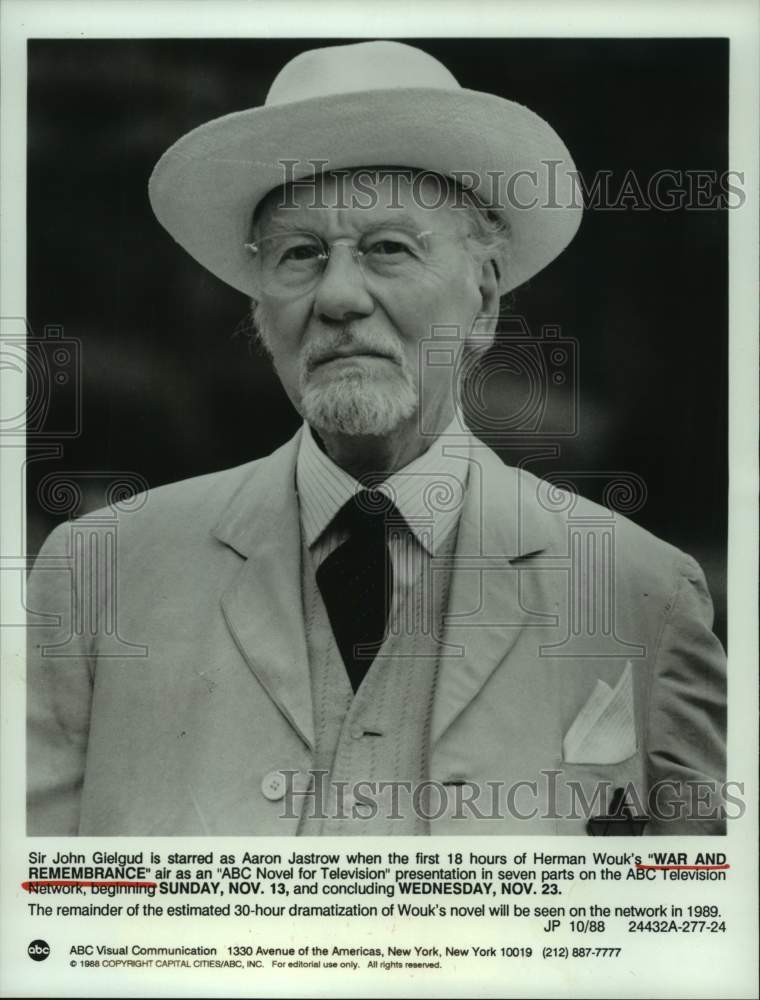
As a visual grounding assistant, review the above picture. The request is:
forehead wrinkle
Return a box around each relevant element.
[252,168,469,240]
[261,205,437,240]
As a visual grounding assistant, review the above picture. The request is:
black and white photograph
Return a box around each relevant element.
[24,33,730,837]
[1,1,757,998]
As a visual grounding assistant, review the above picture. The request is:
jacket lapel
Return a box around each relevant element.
[213,431,315,751]
[210,432,555,753]
[431,444,554,744]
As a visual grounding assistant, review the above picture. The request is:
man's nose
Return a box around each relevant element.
[312,244,374,323]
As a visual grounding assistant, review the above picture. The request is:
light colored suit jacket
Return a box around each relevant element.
[27,430,726,835]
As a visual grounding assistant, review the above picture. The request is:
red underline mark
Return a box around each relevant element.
[22,880,157,891]
[635,864,730,871]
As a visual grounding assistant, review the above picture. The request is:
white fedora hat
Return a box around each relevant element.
[149,40,582,296]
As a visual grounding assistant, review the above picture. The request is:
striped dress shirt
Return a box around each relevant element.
[295,416,471,583]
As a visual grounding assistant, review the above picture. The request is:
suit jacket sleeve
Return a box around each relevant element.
[27,523,94,835]
[645,552,727,834]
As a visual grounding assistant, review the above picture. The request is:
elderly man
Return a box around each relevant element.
[27,40,726,836]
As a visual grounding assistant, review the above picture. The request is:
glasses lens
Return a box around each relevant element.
[253,232,325,293]
[248,228,444,294]
[358,229,431,280]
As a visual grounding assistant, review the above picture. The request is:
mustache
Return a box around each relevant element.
[301,330,407,375]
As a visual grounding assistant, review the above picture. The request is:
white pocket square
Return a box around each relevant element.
[563,662,637,765]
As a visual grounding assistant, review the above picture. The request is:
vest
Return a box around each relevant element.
[297,524,457,835]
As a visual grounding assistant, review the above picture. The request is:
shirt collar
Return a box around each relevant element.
[296,415,471,556]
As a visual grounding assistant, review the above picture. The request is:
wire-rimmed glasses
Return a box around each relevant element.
[244,226,464,297]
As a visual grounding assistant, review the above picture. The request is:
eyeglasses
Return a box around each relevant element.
[243,226,464,297]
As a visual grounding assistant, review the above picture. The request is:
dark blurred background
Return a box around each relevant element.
[26,38,728,645]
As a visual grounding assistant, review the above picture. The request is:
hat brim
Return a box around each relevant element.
[149,87,583,296]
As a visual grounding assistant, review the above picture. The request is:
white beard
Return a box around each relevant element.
[300,366,418,437]
[254,301,419,437]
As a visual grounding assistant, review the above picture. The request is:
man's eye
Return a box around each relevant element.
[279,243,323,263]
[364,239,414,257]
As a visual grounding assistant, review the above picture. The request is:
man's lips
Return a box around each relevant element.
[313,350,396,366]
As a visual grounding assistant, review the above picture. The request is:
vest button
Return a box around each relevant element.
[261,770,287,801]
[350,725,364,740]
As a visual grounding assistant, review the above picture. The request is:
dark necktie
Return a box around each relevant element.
[316,489,401,692]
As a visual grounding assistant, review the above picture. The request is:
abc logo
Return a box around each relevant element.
[28,939,50,961]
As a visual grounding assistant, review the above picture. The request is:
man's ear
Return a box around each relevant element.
[471,258,501,349]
